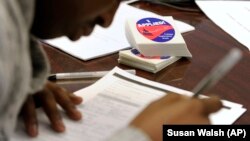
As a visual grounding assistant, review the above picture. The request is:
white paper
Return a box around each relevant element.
[11,67,246,141]
[195,0,250,50]
[45,3,195,61]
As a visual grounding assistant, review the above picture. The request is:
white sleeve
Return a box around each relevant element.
[106,126,152,141]
[0,0,44,140]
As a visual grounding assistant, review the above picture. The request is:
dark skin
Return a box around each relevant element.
[23,0,121,137]
[130,93,222,141]
[31,0,120,40]
[20,0,222,139]
[21,81,83,136]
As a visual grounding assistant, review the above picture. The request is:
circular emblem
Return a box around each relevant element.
[131,49,170,59]
[136,17,175,42]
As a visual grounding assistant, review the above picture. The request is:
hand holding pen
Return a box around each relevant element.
[130,48,242,141]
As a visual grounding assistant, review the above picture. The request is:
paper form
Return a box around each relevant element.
[11,70,166,141]
[11,67,246,141]
[195,0,250,50]
[45,2,194,61]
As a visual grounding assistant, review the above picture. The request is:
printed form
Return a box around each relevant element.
[196,0,250,50]
[11,67,246,141]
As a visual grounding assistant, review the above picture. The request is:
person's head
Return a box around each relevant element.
[31,0,121,41]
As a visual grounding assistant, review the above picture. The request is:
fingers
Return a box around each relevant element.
[46,82,82,120]
[46,81,83,105]
[38,89,65,132]
[54,91,82,120]
[201,96,223,115]
[32,81,83,133]
[69,93,83,105]
[142,93,182,114]
[153,92,183,106]
[156,93,222,116]
[21,95,38,137]
[162,93,222,116]
[22,81,83,135]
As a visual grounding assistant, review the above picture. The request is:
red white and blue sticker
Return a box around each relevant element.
[136,17,175,42]
[131,48,170,59]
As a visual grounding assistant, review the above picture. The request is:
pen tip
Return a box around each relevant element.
[48,75,56,81]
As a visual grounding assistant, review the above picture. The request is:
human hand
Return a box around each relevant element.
[20,81,83,137]
[130,93,222,141]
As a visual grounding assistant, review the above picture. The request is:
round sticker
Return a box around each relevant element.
[131,49,170,59]
[136,17,175,42]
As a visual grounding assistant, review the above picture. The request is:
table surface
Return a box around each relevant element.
[42,1,250,124]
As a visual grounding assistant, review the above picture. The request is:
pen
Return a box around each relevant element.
[192,48,242,98]
[48,69,136,80]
